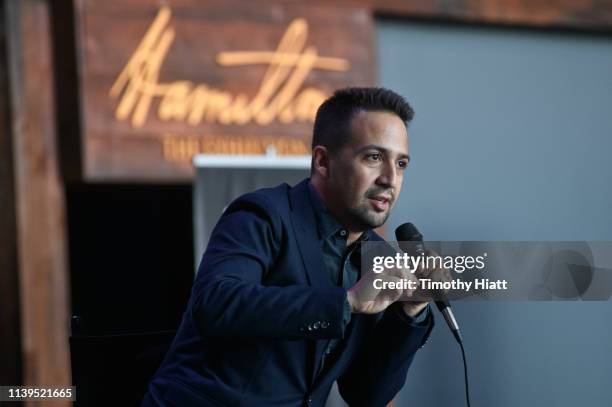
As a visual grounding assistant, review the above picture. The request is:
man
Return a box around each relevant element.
[143,88,435,407]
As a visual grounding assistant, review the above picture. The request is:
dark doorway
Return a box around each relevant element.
[66,183,194,406]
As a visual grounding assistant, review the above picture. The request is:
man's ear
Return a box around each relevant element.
[312,145,330,179]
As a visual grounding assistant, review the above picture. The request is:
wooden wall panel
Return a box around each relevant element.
[93,0,612,31]
[74,1,376,181]
[6,0,71,403]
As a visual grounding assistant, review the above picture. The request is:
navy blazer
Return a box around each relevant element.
[143,179,433,407]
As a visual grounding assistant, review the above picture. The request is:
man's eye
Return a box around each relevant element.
[366,153,381,161]
[397,160,408,169]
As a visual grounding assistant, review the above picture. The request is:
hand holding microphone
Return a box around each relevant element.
[397,245,453,317]
[346,226,451,317]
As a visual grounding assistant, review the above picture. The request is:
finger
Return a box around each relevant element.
[378,276,405,302]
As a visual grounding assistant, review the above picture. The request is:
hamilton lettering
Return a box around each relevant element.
[110,6,350,128]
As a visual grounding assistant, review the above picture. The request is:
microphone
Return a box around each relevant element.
[394,223,463,344]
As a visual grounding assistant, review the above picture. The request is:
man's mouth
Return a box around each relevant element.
[368,195,392,212]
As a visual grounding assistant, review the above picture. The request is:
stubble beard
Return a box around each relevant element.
[347,199,391,230]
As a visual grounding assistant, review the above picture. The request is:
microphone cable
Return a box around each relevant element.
[459,338,471,407]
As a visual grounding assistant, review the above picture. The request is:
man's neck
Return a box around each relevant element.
[309,177,365,245]
[346,231,362,246]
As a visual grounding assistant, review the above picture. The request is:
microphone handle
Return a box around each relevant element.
[414,242,463,344]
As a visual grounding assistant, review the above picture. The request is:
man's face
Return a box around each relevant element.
[327,110,409,230]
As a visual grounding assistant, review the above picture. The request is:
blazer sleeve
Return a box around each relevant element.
[336,303,434,407]
[189,192,347,340]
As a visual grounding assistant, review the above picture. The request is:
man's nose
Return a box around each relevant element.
[376,161,397,188]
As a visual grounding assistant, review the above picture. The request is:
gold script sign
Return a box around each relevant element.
[110,6,350,128]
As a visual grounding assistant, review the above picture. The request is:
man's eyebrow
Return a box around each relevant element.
[356,144,410,162]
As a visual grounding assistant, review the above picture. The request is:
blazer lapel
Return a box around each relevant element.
[288,179,330,289]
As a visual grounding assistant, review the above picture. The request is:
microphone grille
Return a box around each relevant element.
[395,222,423,242]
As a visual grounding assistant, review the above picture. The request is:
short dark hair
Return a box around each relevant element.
[312,87,414,154]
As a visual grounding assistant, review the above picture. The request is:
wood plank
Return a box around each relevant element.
[75,0,612,31]
[6,1,71,404]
